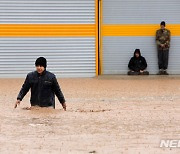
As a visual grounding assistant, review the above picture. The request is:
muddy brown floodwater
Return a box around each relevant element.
[0,75,180,154]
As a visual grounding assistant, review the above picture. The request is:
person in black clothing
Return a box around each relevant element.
[14,57,66,110]
[128,49,149,75]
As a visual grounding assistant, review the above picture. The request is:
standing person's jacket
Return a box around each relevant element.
[156,28,170,50]
[17,70,65,108]
[128,51,147,72]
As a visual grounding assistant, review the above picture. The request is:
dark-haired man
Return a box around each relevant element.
[128,49,149,75]
[14,57,66,110]
[156,21,171,75]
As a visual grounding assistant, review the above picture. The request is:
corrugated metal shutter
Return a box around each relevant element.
[0,0,96,78]
[0,0,95,24]
[0,38,95,77]
[102,0,180,74]
[103,1,180,24]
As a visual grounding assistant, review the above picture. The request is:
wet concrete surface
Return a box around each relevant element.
[0,75,180,154]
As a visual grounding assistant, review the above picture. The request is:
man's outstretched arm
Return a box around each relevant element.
[14,75,31,108]
[52,76,66,111]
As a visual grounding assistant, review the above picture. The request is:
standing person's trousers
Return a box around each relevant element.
[158,49,169,70]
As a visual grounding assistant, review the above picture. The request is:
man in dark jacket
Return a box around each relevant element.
[14,57,66,110]
[128,49,149,75]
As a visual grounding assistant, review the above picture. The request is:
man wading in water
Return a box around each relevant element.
[14,57,66,110]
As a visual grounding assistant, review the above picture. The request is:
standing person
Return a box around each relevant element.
[128,49,149,75]
[156,21,171,75]
[14,57,66,110]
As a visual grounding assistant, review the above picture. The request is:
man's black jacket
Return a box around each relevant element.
[128,49,147,72]
[17,70,65,108]
[128,56,147,72]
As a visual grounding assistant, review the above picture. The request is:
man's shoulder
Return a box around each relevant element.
[130,57,135,60]
[156,28,170,35]
[165,28,170,33]
[27,71,37,77]
[140,56,146,60]
[156,29,161,33]
[46,71,56,78]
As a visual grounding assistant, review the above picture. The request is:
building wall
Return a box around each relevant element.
[0,0,98,77]
[101,0,180,74]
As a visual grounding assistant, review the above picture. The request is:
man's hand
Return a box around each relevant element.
[62,102,66,111]
[160,44,165,48]
[140,70,144,73]
[14,100,21,108]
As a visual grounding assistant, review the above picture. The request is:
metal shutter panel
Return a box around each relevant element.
[0,0,96,77]
[102,0,180,74]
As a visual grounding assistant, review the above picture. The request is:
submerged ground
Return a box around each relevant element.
[0,75,180,154]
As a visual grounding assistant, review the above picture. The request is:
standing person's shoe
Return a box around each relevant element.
[157,69,163,75]
[163,70,169,75]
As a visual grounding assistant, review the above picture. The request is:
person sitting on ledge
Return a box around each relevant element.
[128,49,149,75]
